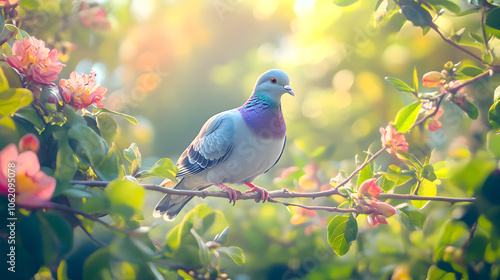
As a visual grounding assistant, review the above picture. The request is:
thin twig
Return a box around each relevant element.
[411,69,494,130]
[70,179,476,206]
[480,7,494,62]
[432,26,488,66]
[377,193,475,203]
[78,223,107,247]
[462,221,478,252]
[268,198,358,213]
[47,202,126,233]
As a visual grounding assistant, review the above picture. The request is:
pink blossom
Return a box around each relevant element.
[380,123,409,160]
[59,71,108,110]
[366,202,397,226]
[18,133,40,153]
[4,36,64,85]
[358,178,381,198]
[0,144,56,207]
[422,71,445,88]
[427,108,444,132]
[0,0,19,7]
[79,1,111,30]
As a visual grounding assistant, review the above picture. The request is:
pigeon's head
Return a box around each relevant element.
[254,69,295,100]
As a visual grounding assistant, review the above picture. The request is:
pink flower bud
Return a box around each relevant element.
[422,71,445,88]
[358,178,381,198]
[375,201,397,217]
[375,215,389,224]
[19,133,40,153]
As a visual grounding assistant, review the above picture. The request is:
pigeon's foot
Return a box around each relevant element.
[215,184,242,205]
[244,183,269,203]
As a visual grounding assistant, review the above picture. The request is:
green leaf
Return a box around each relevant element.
[489,101,500,129]
[83,248,112,280]
[487,130,500,158]
[412,179,436,208]
[382,164,412,192]
[20,0,40,10]
[214,226,229,245]
[68,123,108,166]
[97,107,138,124]
[57,260,69,280]
[0,63,22,88]
[427,265,456,280]
[427,0,461,14]
[190,229,210,266]
[437,220,468,249]
[327,213,358,256]
[422,164,437,182]
[18,29,30,39]
[398,204,426,231]
[332,0,357,6]
[399,3,433,27]
[394,101,422,133]
[96,113,117,146]
[356,157,372,188]
[109,235,155,264]
[78,188,109,215]
[374,0,399,26]
[177,269,195,280]
[494,85,500,102]
[36,212,73,264]
[486,7,500,31]
[449,158,496,193]
[450,27,465,43]
[106,180,145,220]
[95,143,120,181]
[164,204,216,251]
[52,129,78,182]
[43,213,74,257]
[137,158,179,182]
[14,106,45,131]
[432,161,448,179]
[457,66,484,78]
[452,96,478,120]
[0,87,33,116]
[124,142,142,173]
[397,150,423,173]
[216,247,246,265]
[385,77,414,93]
[469,32,484,44]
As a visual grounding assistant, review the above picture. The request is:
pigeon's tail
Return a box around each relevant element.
[153,178,209,221]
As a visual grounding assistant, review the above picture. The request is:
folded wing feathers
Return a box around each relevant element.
[175,115,235,178]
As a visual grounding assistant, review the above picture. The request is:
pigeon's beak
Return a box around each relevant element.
[283,85,295,97]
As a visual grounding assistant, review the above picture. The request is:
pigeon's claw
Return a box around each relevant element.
[216,184,242,205]
[244,183,269,203]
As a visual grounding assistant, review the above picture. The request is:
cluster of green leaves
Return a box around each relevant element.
[0,2,246,279]
[319,0,500,278]
[82,204,244,280]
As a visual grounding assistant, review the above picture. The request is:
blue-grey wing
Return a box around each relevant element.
[264,135,286,173]
[176,113,235,178]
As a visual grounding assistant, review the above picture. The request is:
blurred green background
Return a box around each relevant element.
[27,0,497,278]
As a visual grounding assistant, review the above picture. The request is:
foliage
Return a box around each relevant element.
[0,0,499,279]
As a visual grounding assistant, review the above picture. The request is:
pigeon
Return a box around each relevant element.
[153,69,294,220]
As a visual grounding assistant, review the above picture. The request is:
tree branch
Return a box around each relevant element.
[432,26,488,66]
[268,198,357,213]
[377,193,475,203]
[46,202,128,233]
[70,178,476,212]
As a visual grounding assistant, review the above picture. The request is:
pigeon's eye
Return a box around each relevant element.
[270,77,277,84]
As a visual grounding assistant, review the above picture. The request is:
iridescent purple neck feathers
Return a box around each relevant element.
[238,91,286,139]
